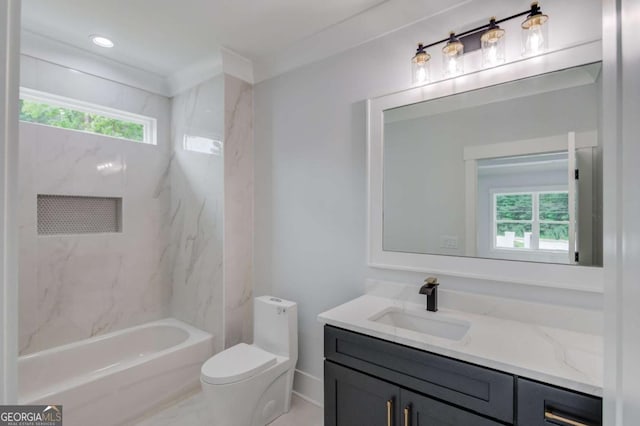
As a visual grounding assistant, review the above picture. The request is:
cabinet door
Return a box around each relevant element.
[325,361,400,426]
[400,389,505,426]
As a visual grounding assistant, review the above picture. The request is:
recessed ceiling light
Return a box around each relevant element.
[90,35,114,48]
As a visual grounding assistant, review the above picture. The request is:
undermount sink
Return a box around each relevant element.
[369,307,470,341]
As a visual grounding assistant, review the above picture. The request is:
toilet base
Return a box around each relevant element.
[252,369,294,425]
[201,360,294,426]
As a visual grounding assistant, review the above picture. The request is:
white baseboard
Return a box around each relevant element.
[292,369,323,407]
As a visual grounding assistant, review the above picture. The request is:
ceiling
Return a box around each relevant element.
[20,0,465,88]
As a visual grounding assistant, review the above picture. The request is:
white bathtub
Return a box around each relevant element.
[19,318,213,426]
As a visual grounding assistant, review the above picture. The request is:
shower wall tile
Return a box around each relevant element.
[20,55,164,120]
[223,74,254,348]
[169,76,225,353]
[18,58,172,354]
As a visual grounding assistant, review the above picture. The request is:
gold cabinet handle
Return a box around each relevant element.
[387,399,393,426]
[544,411,590,426]
[404,405,410,426]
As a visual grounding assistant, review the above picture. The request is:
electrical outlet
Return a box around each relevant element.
[440,236,459,250]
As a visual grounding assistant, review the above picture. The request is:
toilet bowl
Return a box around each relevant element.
[201,296,298,426]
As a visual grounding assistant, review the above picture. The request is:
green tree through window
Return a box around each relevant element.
[20,99,145,142]
[494,191,570,251]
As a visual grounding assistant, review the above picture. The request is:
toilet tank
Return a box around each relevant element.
[253,296,298,360]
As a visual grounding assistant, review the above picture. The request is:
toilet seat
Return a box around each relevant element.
[201,343,277,385]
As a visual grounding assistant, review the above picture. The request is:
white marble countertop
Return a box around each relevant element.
[318,285,603,397]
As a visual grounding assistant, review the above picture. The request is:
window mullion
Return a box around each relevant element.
[531,192,540,250]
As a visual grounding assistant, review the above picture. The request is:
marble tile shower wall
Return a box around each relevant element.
[18,57,173,354]
[169,76,225,353]
[223,75,254,347]
[18,59,251,356]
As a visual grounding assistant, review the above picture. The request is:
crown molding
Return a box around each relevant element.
[221,47,254,84]
[167,55,224,96]
[251,0,472,83]
[20,30,231,98]
[20,30,172,96]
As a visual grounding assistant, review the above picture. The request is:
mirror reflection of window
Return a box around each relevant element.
[381,62,603,266]
[476,152,572,264]
[493,191,570,252]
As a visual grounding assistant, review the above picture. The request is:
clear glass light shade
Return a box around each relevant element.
[521,13,548,56]
[442,36,464,78]
[411,51,431,85]
[481,26,506,68]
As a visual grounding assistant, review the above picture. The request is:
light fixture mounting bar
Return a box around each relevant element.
[420,8,532,50]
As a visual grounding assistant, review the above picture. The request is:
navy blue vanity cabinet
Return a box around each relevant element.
[324,325,603,426]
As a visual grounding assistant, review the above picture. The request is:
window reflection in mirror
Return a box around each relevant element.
[382,62,603,266]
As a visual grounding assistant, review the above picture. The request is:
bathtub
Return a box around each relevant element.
[19,318,213,426]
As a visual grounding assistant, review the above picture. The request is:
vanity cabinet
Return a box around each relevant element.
[324,325,602,426]
[325,362,501,426]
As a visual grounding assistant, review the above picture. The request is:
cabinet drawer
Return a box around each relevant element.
[325,326,514,423]
[517,378,602,426]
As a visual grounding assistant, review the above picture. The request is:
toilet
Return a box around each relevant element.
[201,296,298,426]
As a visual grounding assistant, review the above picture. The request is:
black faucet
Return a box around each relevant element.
[419,277,439,312]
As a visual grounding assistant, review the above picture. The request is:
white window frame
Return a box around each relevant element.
[491,187,570,255]
[19,87,157,145]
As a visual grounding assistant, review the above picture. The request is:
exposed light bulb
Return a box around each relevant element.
[487,45,497,65]
[448,57,458,75]
[416,66,427,83]
[527,25,544,54]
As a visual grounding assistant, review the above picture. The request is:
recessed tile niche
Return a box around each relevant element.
[37,194,123,235]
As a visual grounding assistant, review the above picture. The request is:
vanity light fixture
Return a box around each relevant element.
[442,33,464,77]
[521,2,549,56]
[481,18,506,68]
[411,43,431,84]
[410,2,549,85]
[90,35,114,48]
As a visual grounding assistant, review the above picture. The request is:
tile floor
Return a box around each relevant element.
[133,391,323,426]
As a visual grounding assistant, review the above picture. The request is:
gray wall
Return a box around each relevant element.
[253,0,603,392]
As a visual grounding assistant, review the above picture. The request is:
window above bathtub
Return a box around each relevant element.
[19,88,157,145]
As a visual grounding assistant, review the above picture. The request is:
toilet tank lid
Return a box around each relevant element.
[201,343,277,385]
[255,296,296,308]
